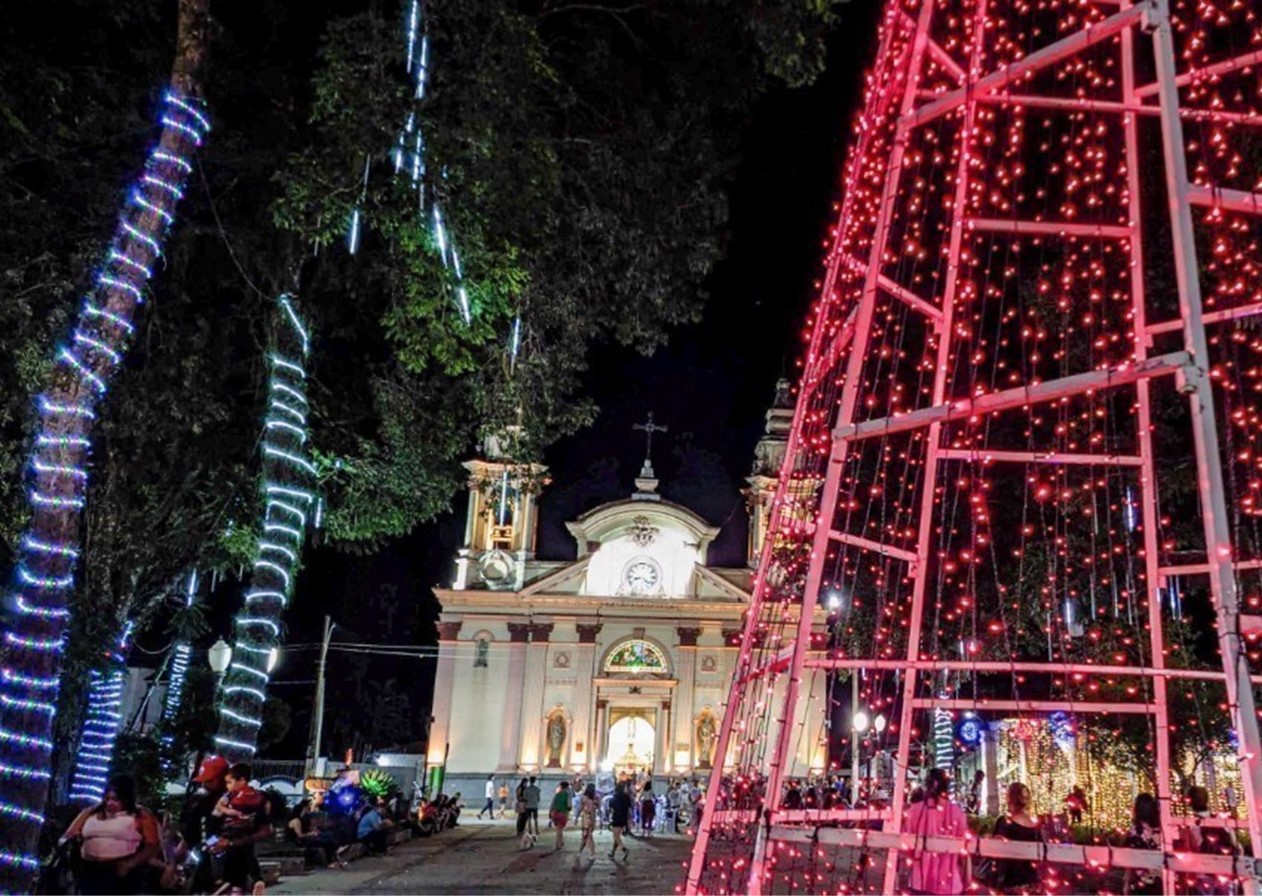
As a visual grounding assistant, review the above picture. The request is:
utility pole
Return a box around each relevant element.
[306,616,335,775]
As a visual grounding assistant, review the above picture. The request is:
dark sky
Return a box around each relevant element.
[268,8,883,757]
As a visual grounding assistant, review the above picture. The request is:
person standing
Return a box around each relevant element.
[1180,785,1239,895]
[549,781,572,851]
[639,781,656,836]
[991,782,1041,894]
[497,781,509,818]
[609,781,631,862]
[1123,793,1162,896]
[478,775,495,820]
[209,762,272,895]
[901,768,968,895]
[524,776,541,836]
[576,784,598,861]
[173,755,229,892]
[62,775,161,895]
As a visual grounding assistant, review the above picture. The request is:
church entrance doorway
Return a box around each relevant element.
[606,711,655,775]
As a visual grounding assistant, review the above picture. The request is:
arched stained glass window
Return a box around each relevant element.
[604,639,667,674]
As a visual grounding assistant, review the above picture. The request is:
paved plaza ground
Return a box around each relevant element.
[268,818,693,895]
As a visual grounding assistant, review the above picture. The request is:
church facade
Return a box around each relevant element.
[427,385,827,792]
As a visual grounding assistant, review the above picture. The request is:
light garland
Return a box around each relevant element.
[213,295,314,761]
[0,90,207,877]
[349,0,473,326]
[158,570,199,775]
[68,622,133,804]
[684,0,1262,890]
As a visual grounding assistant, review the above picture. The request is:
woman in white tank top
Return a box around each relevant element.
[62,775,159,895]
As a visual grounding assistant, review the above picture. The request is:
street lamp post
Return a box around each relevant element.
[851,672,869,805]
[208,638,233,694]
[306,616,335,775]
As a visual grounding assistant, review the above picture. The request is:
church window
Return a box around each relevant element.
[604,639,667,674]
[474,638,489,668]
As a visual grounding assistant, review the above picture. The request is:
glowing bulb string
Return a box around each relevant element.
[156,570,199,775]
[0,90,208,875]
[213,295,315,761]
[68,621,134,804]
[355,0,474,327]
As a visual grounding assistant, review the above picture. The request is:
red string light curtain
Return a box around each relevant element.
[686,0,1262,891]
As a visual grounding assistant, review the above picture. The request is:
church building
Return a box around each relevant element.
[427,383,827,793]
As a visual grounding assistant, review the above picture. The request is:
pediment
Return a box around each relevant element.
[565,499,720,560]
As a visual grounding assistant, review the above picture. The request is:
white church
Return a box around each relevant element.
[427,382,828,792]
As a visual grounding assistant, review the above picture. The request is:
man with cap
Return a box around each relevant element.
[169,755,230,891]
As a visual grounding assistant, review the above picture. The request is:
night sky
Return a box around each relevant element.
[267,5,883,759]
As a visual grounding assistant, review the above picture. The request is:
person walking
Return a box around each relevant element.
[609,781,632,862]
[549,781,573,851]
[576,784,599,861]
[497,781,509,818]
[524,776,541,836]
[478,775,495,820]
[515,779,535,850]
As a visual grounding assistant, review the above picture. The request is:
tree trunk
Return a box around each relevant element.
[213,295,314,762]
[0,0,211,886]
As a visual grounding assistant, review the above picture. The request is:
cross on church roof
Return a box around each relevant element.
[633,412,668,463]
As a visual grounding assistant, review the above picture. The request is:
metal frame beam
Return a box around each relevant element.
[835,352,1190,443]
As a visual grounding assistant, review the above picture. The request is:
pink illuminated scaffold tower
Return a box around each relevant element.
[687,0,1262,891]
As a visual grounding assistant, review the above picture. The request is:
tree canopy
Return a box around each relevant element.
[0,0,847,765]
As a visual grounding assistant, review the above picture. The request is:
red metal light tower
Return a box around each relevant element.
[687,0,1262,891]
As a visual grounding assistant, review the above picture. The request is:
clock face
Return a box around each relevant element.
[621,557,662,595]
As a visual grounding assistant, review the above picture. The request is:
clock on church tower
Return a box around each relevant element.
[620,556,662,596]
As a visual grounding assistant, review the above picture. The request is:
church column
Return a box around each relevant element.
[518,622,553,770]
[659,700,672,775]
[571,623,602,772]
[497,623,530,772]
[675,627,700,773]
[428,621,462,768]
[594,700,609,769]
[654,702,665,778]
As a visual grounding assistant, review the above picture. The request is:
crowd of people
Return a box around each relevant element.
[463,771,707,861]
[895,771,1242,895]
[52,756,282,896]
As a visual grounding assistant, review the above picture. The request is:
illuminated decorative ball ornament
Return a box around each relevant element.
[957,717,983,747]
[0,90,208,878]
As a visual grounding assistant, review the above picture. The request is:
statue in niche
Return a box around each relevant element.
[696,713,717,769]
[546,713,567,768]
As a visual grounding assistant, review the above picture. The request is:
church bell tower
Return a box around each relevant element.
[453,427,549,591]
[745,379,820,566]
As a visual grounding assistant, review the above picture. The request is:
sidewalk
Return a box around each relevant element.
[267,817,693,895]
[267,823,487,894]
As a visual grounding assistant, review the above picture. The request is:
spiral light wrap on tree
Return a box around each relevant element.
[213,296,313,762]
[68,622,134,804]
[0,92,209,882]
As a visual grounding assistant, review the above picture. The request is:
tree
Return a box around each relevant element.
[0,0,212,880]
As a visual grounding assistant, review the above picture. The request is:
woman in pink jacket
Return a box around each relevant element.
[902,768,970,894]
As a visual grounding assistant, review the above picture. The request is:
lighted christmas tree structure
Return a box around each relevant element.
[687,0,1262,892]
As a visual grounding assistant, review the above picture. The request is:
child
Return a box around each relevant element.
[210,763,270,895]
